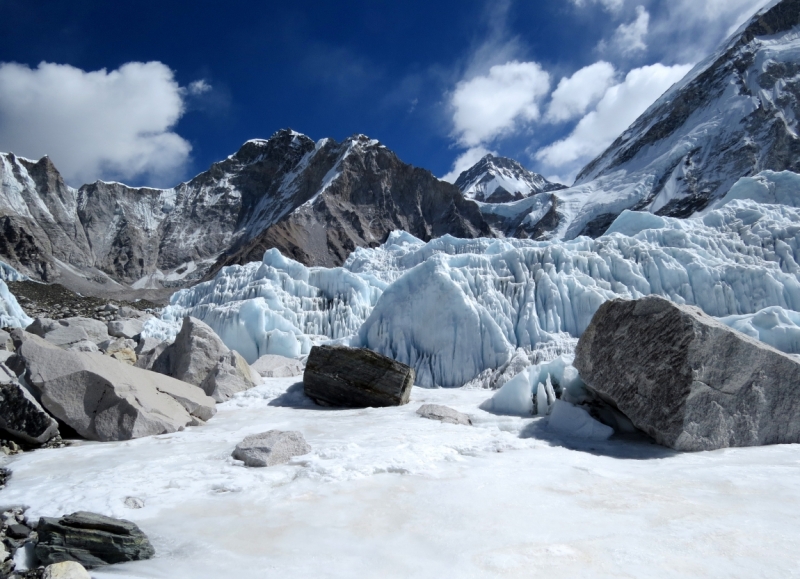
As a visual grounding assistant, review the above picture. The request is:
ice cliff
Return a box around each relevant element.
[145,171,800,388]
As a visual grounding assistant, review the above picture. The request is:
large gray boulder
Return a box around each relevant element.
[0,363,59,444]
[153,317,229,386]
[35,511,155,568]
[43,561,91,579]
[26,317,109,348]
[574,295,800,452]
[251,354,303,378]
[232,430,311,467]
[10,332,215,441]
[303,345,414,407]
[200,350,258,402]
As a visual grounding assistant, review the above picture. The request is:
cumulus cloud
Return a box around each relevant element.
[602,5,650,56]
[441,146,495,183]
[535,62,692,170]
[545,61,616,123]
[450,61,550,147]
[0,61,194,186]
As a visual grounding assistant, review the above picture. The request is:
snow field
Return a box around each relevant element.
[5,377,800,578]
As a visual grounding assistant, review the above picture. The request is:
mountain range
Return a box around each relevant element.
[0,0,798,297]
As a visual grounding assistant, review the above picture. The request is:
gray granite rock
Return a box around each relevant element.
[26,317,109,349]
[303,345,414,407]
[153,317,229,386]
[416,404,472,426]
[574,295,800,451]
[251,354,303,378]
[107,319,144,340]
[35,511,155,568]
[11,331,215,441]
[0,363,59,444]
[134,341,170,371]
[134,336,162,356]
[200,351,258,402]
[43,560,91,579]
[232,430,311,467]
[65,341,99,353]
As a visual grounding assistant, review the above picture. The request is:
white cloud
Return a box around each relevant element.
[570,0,625,13]
[545,61,616,123]
[441,146,495,183]
[0,61,193,186]
[450,61,551,147]
[605,5,650,56]
[188,79,212,95]
[535,62,692,170]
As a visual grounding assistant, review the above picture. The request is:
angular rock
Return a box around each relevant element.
[134,336,162,356]
[251,354,304,378]
[11,332,215,441]
[232,430,311,467]
[43,560,91,579]
[416,404,472,426]
[303,345,414,407]
[59,318,109,344]
[25,317,60,338]
[0,363,59,444]
[35,511,155,569]
[100,337,137,365]
[26,317,109,349]
[574,295,800,452]
[153,317,228,386]
[200,351,258,402]
[66,341,99,353]
[107,319,144,340]
[134,341,169,371]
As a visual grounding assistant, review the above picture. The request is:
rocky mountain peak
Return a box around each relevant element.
[454,154,564,203]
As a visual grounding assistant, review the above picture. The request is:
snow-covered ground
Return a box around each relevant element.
[6,376,800,578]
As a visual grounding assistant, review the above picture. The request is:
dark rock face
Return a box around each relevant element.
[303,345,414,407]
[574,295,800,451]
[0,364,59,444]
[35,511,155,568]
[0,131,494,291]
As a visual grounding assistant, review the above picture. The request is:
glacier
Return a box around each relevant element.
[145,186,800,389]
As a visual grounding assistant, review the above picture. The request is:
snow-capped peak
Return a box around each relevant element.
[454,154,565,203]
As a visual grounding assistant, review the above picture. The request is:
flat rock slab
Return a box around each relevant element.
[303,345,414,407]
[575,295,800,451]
[232,430,311,467]
[10,331,215,441]
[251,354,304,377]
[108,319,145,340]
[35,511,155,569]
[416,404,472,425]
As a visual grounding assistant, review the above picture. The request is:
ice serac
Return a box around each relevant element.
[575,295,800,451]
[148,199,800,389]
[0,130,493,291]
[530,0,800,239]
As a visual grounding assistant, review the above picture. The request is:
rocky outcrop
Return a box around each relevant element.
[34,512,155,568]
[574,295,800,451]
[0,364,59,444]
[10,332,215,441]
[232,430,311,467]
[416,404,472,426]
[303,345,414,407]
[107,319,144,339]
[251,354,303,378]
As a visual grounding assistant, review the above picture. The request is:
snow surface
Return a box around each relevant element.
[0,279,32,328]
[146,198,800,388]
[5,376,800,578]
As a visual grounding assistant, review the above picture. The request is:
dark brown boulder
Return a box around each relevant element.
[303,345,414,407]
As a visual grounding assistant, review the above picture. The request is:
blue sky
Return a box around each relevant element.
[0,0,771,188]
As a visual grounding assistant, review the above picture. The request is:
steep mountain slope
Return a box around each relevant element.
[0,130,492,292]
[529,0,800,240]
[454,154,564,203]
